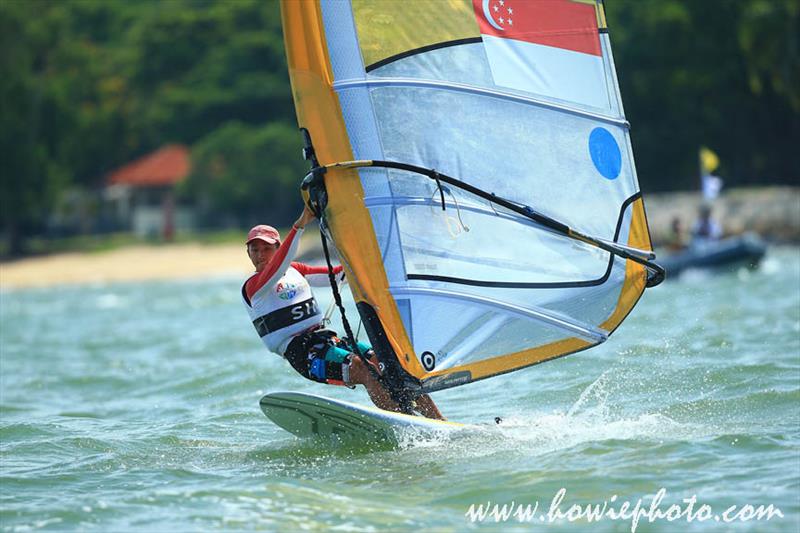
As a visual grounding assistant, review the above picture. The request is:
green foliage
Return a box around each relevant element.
[124,0,292,147]
[0,1,72,253]
[738,0,800,110]
[183,121,307,228]
[606,0,799,191]
[0,0,797,255]
[0,0,294,254]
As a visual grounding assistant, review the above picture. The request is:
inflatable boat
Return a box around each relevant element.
[661,233,767,278]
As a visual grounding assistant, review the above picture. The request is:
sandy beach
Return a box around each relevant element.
[0,231,323,289]
[0,243,250,289]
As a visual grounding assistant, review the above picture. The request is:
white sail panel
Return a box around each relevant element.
[482,35,611,110]
[280,0,659,391]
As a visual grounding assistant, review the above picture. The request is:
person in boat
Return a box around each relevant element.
[690,204,723,245]
[242,204,444,420]
[665,216,687,251]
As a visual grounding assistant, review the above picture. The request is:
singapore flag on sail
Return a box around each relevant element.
[473,0,611,110]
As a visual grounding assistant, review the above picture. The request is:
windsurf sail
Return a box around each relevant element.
[280,0,664,395]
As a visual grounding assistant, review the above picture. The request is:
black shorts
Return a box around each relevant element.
[284,329,371,386]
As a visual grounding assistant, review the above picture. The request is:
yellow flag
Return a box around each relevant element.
[699,146,719,174]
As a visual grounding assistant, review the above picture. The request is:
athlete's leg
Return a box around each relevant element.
[347,342,444,418]
[346,355,401,412]
[414,394,445,420]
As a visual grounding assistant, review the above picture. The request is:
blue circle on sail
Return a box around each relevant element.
[588,127,622,180]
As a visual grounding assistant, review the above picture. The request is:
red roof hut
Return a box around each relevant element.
[104,145,193,240]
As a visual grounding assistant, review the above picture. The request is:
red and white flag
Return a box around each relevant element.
[472,0,611,110]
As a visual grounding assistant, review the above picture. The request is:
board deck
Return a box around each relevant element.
[260,391,469,445]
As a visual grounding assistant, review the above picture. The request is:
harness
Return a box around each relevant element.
[251,297,319,337]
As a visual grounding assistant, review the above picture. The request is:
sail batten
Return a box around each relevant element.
[320,160,643,242]
[280,0,662,393]
[389,286,608,343]
[332,77,630,128]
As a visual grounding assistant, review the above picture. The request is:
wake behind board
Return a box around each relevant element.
[260,391,469,445]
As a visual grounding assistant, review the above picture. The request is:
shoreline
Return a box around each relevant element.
[0,243,250,290]
[2,187,797,290]
[0,231,324,290]
[646,186,799,245]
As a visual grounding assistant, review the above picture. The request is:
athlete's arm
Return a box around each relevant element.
[291,262,344,287]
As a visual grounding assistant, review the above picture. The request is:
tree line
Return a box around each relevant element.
[1,0,797,255]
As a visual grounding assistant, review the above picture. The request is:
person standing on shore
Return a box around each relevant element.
[241,205,444,420]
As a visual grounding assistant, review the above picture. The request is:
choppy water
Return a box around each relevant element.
[1,248,799,532]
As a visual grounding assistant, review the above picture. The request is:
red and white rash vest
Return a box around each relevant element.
[242,226,343,355]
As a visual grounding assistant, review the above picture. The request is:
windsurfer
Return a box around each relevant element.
[242,205,444,420]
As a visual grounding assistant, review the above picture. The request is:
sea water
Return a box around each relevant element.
[1,248,798,532]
